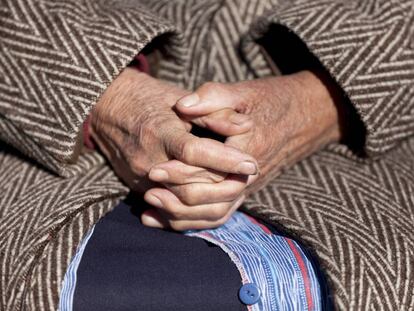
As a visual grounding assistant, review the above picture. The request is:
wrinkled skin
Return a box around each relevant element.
[90,67,258,195]
[143,70,343,230]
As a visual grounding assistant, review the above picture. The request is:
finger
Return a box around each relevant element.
[140,209,168,229]
[175,82,240,116]
[187,109,253,137]
[149,160,226,184]
[144,188,240,221]
[162,174,248,205]
[146,195,246,231]
[164,129,258,175]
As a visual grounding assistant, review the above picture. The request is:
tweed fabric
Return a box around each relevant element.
[0,0,413,310]
[0,0,184,177]
[249,0,414,158]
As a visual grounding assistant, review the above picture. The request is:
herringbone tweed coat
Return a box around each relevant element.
[0,0,413,310]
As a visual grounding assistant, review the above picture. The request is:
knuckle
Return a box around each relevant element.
[134,109,177,148]
[201,170,226,183]
[130,157,148,177]
[134,112,160,144]
[222,122,234,133]
[180,139,196,162]
[177,185,199,206]
[163,202,183,219]
[170,210,185,220]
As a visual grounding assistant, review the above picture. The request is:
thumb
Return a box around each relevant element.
[175,82,241,117]
[186,108,253,137]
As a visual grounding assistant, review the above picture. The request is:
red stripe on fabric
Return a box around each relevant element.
[200,232,214,239]
[286,238,314,311]
[244,214,272,235]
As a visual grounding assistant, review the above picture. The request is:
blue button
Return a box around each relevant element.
[239,283,261,305]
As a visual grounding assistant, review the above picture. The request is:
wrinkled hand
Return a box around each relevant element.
[140,109,257,230]
[90,67,258,194]
[143,70,343,229]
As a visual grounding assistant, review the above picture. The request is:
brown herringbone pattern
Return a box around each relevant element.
[0,0,177,177]
[250,0,414,157]
[0,0,413,310]
[244,140,414,310]
[0,145,128,310]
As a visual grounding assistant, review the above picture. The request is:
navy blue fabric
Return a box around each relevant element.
[73,196,246,311]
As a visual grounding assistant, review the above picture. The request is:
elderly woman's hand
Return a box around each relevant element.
[90,67,258,193]
[143,70,343,229]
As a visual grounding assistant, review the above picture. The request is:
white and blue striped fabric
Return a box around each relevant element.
[187,212,321,311]
[59,227,95,311]
[59,212,321,311]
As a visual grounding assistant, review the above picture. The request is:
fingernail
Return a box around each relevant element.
[236,161,258,175]
[146,194,163,208]
[178,93,200,107]
[247,174,259,186]
[149,169,169,181]
[229,114,250,126]
[141,213,164,228]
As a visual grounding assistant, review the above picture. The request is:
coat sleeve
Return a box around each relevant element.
[0,0,178,176]
[248,0,414,158]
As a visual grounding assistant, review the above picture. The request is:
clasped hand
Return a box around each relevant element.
[91,67,341,230]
